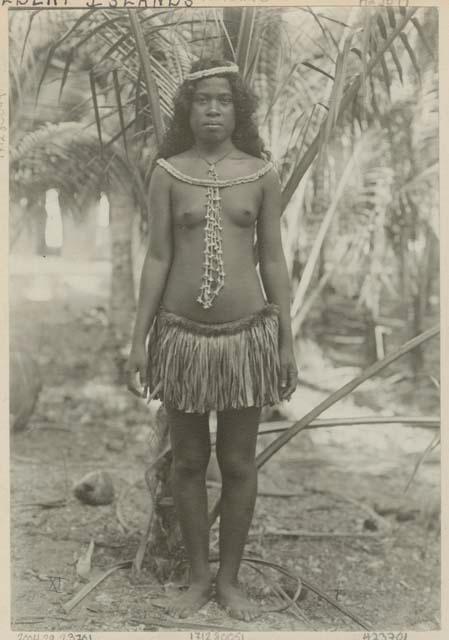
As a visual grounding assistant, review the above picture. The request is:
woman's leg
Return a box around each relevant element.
[215,406,261,621]
[166,407,213,617]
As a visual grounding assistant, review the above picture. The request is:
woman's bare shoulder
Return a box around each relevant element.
[233,151,269,170]
[152,161,171,180]
[164,150,196,170]
[231,151,272,177]
[154,153,194,184]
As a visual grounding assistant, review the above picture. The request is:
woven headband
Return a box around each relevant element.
[185,64,239,82]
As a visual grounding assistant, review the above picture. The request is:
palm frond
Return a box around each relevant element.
[399,32,421,81]
[19,10,42,64]
[301,61,334,81]
[113,68,129,159]
[89,70,103,151]
[58,49,75,103]
[411,16,435,60]
[235,7,259,80]
[127,9,165,148]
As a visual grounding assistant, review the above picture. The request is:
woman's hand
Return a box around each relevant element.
[125,343,147,398]
[279,344,298,401]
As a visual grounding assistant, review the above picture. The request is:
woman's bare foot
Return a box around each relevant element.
[166,578,214,618]
[216,580,260,622]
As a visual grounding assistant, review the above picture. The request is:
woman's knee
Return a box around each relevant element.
[216,451,256,482]
[167,408,211,477]
[172,449,211,478]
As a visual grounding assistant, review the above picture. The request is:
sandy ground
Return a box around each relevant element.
[9,256,440,632]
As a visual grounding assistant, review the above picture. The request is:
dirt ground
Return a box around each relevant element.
[9,258,440,633]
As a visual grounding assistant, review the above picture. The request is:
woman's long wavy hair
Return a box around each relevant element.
[157,58,269,160]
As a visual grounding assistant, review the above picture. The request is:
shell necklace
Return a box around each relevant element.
[156,155,275,309]
[195,147,234,309]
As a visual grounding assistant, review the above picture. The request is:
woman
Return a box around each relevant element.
[126,58,298,621]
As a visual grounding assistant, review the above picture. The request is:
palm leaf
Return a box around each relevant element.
[19,10,42,64]
[215,9,237,61]
[368,66,381,119]
[360,7,373,120]
[386,40,403,84]
[96,29,133,67]
[387,7,396,28]
[379,51,391,98]
[314,11,352,30]
[301,61,334,81]
[58,49,75,104]
[35,44,57,105]
[235,7,260,80]
[127,9,165,148]
[134,67,143,132]
[376,12,388,39]
[411,16,435,60]
[34,9,102,101]
[89,71,103,152]
[399,31,421,81]
[113,69,129,159]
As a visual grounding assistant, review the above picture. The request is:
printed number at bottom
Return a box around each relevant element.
[362,633,408,640]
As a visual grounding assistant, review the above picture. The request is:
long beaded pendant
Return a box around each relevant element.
[196,164,225,309]
[156,157,275,309]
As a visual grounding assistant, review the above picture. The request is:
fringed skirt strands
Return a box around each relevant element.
[146,304,281,413]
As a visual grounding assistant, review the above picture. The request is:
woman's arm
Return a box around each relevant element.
[126,164,173,395]
[257,168,298,399]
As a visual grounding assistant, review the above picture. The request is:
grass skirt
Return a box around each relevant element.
[146,304,280,413]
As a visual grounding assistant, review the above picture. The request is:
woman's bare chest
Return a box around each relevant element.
[171,181,262,230]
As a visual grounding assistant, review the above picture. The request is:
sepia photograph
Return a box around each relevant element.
[7,2,441,634]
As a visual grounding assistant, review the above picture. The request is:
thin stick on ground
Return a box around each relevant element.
[62,560,132,614]
[258,415,440,435]
[18,498,67,509]
[260,530,380,539]
[404,431,441,493]
[133,508,156,575]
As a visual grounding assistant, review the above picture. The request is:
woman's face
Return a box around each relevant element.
[189,77,236,145]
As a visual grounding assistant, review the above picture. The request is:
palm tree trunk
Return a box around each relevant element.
[31,200,46,256]
[108,182,137,382]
